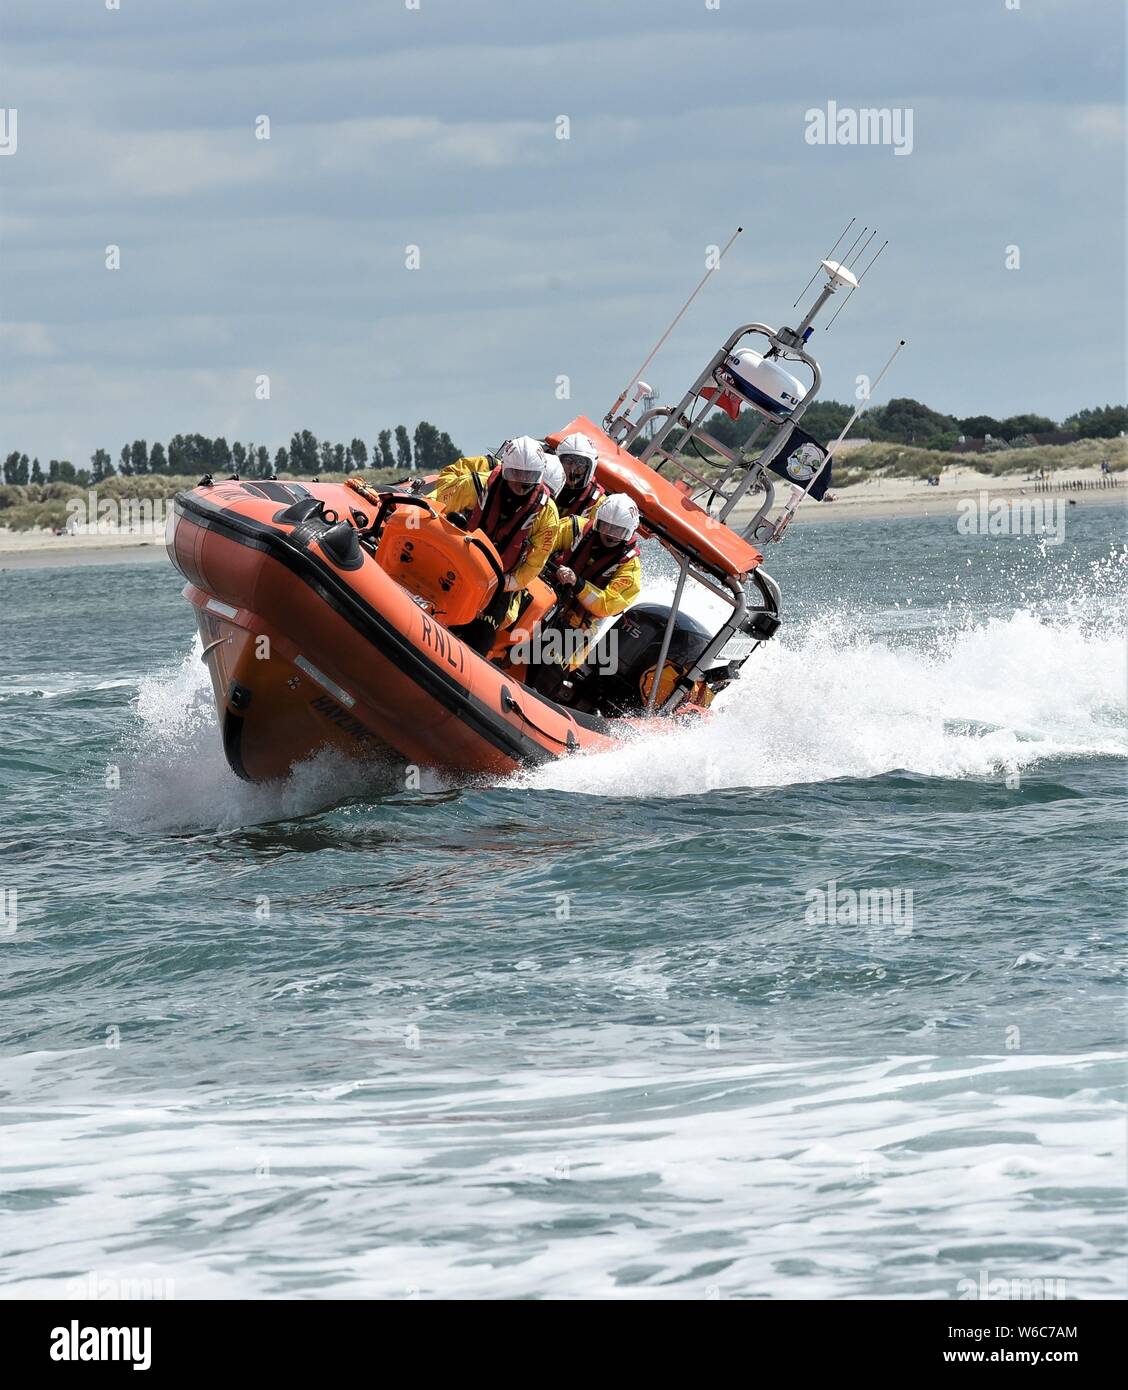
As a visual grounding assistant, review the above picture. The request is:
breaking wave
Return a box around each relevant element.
[110,640,396,833]
[522,604,1128,797]
[116,540,1128,820]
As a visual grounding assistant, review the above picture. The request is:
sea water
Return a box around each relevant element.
[1,504,1124,1299]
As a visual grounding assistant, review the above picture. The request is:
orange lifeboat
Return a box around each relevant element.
[162,248,897,782]
[166,476,629,781]
[165,415,776,783]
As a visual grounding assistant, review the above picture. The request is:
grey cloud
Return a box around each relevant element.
[0,0,1123,462]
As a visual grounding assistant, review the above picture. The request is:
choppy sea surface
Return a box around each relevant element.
[1,503,1125,1299]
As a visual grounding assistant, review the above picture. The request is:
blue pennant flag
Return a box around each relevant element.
[763,425,833,500]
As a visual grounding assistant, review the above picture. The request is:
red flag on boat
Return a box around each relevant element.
[699,385,743,420]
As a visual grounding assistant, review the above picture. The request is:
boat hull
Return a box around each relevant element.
[167,481,624,782]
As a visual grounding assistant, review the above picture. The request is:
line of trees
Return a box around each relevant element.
[704,400,1127,454]
[7,400,1125,487]
[1,421,463,487]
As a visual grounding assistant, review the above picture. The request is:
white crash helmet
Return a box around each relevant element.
[542,457,566,498]
[497,435,547,490]
[556,433,599,488]
[594,493,639,545]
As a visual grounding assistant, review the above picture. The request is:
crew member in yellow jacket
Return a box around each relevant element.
[547,492,643,665]
[433,436,559,654]
[551,433,606,519]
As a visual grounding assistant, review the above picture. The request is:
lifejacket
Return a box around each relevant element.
[556,475,605,518]
[551,514,583,565]
[467,465,550,575]
[556,523,639,626]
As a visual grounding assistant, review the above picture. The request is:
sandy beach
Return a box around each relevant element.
[0,533,169,570]
[731,463,1125,528]
[1,466,1121,571]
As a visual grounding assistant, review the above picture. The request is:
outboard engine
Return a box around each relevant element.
[544,603,740,715]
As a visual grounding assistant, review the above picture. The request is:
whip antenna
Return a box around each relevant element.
[791,217,856,308]
[846,228,877,269]
[799,338,906,505]
[826,237,888,330]
[764,338,906,546]
[605,226,743,428]
[837,223,869,272]
[857,238,888,282]
[824,337,904,453]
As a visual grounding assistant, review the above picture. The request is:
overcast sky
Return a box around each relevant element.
[1,0,1124,464]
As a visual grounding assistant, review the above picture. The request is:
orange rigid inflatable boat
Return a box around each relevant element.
[166,416,772,782]
[166,253,882,782]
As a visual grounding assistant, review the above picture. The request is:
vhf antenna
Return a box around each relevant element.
[769,336,907,544]
[605,225,743,428]
[826,236,888,330]
[791,219,889,331]
[791,217,856,308]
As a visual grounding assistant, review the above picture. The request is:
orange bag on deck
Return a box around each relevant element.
[376,507,499,626]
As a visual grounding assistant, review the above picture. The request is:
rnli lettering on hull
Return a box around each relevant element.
[419,616,466,674]
[310,694,379,745]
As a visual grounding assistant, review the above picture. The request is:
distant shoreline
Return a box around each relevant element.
[2,467,1122,572]
[736,468,1126,527]
[0,538,169,571]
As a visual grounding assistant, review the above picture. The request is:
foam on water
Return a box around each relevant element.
[3,1051,1121,1299]
[113,640,394,833]
[0,675,138,700]
[4,513,1124,1300]
[523,603,1128,798]
[116,538,1128,823]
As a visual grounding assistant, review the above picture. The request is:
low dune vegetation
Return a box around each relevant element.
[0,468,407,533]
[837,436,1127,483]
[0,437,1123,533]
[658,436,1126,493]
